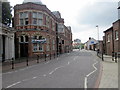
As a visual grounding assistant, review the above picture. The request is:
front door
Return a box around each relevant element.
[20,43,28,57]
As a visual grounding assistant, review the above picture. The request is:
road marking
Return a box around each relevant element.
[49,66,64,75]
[6,81,21,88]
[49,70,55,75]
[67,62,70,65]
[22,79,30,82]
[57,58,59,60]
[45,61,50,64]
[84,60,98,89]
[32,77,37,79]
[84,77,87,89]
[3,71,13,74]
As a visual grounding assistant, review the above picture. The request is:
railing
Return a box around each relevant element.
[112,52,120,63]
[2,53,57,70]
[97,50,104,61]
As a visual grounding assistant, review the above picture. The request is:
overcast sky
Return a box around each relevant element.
[8,0,119,43]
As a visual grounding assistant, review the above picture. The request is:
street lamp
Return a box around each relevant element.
[96,25,99,53]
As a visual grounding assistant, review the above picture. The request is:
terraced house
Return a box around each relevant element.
[14,0,72,58]
[103,3,120,56]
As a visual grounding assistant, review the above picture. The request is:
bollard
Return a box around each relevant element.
[54,53,55,58]
[112,52,114,61]
[26,56,29,66]
[102,53,104,61]
[50,53,51,60]
[115,52,117,63]
[37,55,39,63]
[11,58,14,69]
[45,54,46,61]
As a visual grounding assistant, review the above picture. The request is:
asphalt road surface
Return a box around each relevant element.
[2,49,102,88]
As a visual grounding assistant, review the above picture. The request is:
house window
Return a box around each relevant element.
[33,12,37,18]
[33,19,37,24]
[24,12,28,18]
[25,18,29,25]
[20,12,24,18]
[115,31,118,40]
[38,13,43,19]
[38,19,43,26]
[25,36,29,42]
[20,19,24,25]
[107,34,110,42]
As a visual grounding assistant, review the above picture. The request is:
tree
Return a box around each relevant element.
[2,2,12,26]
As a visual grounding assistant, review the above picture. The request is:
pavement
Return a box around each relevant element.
[99,55,118,89]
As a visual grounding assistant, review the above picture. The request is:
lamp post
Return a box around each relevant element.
[96,25,99,54]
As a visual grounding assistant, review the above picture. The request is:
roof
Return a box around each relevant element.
[104,27,113,33]
[23,0,43,5]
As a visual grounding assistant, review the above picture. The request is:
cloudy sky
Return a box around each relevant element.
[8,0,119,43]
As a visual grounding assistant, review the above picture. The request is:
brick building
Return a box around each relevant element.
[14,0,72,58]
[104,27,114,55]
[113,20,120,53]
[103,3,120,55]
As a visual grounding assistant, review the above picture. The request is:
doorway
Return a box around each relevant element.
[20,43,28,57]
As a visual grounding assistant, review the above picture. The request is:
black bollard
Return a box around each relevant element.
[50,53,51,60]
[11,58,14,69]
[45,54,46,61]
[37,55,39,63]
[102,53,104,61]
[115,52,117,63]
[54,53,55,58]
[26,56,29,66]
[112,52,114,61]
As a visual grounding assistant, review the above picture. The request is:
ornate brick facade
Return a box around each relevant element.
[14,2,72,58]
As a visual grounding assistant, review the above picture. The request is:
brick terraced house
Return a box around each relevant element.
[14,0,72,58]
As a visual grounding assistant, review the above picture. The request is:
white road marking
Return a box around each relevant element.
[22,79,30,82]
[49,66,64,75]
[49,70,55,75]
[84,60,98,89]
[6,81,21,88]
[32,77,37,79]
[3,71,13,74]
[67,62,70,65]
[45,61,50,64]
[84,77,87,89]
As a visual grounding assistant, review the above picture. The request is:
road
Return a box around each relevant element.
[2,49,102,88]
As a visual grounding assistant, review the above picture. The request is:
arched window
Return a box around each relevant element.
[39,36,42,40]
[25,36,29,42]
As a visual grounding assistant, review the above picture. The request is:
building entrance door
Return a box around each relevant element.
[20,43,28,57]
